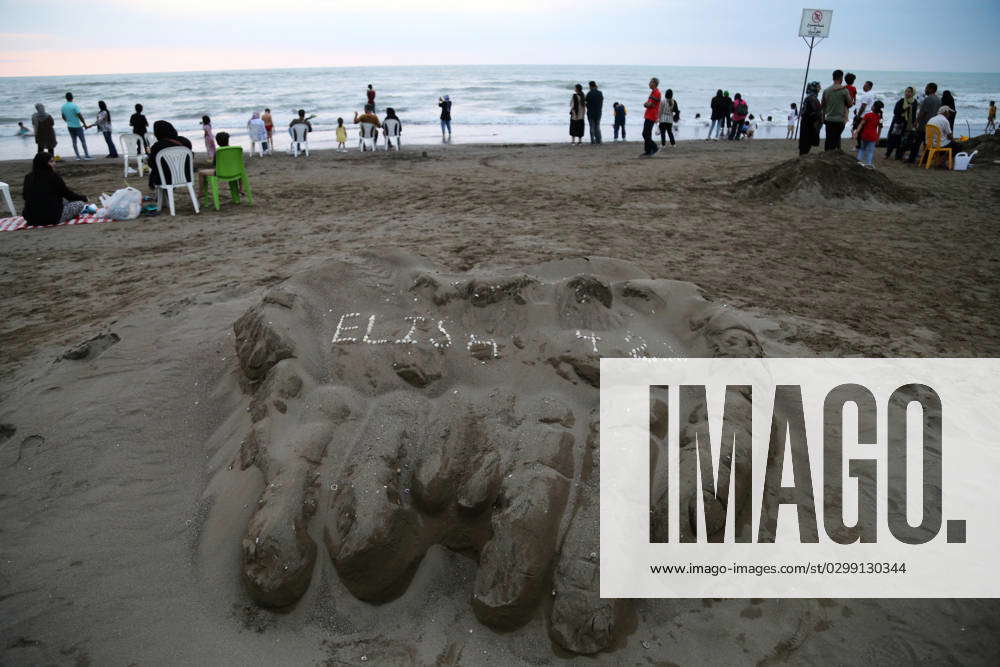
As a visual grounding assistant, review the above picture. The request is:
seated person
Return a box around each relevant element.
[148,120,193,191]
[382,107,402,148]
[926,106,968,157]
[22,152,87,226]
[289,109,313,136]
[197,131,237,195]
[354,104,381,148]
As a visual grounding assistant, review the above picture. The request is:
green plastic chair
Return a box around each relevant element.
[206,146,252,210]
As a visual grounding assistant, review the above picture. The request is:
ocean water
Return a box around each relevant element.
[1,65,997,160]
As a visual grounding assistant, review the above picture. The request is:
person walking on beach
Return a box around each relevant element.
[367,84,376,111]
[885,87,917,160]
[261,108,274,150]
[61,92,92,160]
[439,95,452,141]
[657,88,677,147]
[640,77,661,157]
[612,102,627,141]
[728,93,748,140]
[130,104,150,153]
[31,103,57,156]
[94,101,118,159]
[336,118,348,151]
[708,90,726,140]
[821,70,852,151]
[585,81,604,145]
[987,101,997,133]
[569,84,586,145]
[798,82,823,155]
[786,103,797,139]
[202,115,216,160]
[853,100,884,168]
[906,82,940,164]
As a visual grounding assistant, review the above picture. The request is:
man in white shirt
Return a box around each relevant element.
[925,106,968,163]
[853,81,877,148]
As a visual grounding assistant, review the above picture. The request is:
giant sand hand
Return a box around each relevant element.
[219,249,762,654]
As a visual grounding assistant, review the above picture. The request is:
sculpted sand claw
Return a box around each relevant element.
[211,250,766,654]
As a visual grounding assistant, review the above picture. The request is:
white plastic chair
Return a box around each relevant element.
[953,150,978,171]
[289,123,309,157]
[119,133,147,178]
[382,118,401,151]
[154,146,199,216]
[359,122,377,151]
[0,181,15,216]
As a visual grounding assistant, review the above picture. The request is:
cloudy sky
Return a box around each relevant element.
[1,0,996,77]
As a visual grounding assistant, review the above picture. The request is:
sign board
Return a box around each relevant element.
[799,8,832,38]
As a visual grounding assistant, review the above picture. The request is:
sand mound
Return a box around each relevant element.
[740,150,915,204]
[202,249,763,655]
[967,134,1000,165]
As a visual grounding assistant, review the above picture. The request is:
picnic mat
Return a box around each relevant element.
[0,214,117,232]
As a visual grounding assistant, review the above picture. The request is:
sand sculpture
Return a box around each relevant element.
[217,249,763,654]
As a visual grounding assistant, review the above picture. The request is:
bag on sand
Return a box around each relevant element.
[99,187,142,220]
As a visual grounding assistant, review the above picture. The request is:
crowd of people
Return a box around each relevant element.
[796,69,982,168]
[15,75,992,225]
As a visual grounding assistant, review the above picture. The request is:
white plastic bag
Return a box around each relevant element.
[99,186,143,220]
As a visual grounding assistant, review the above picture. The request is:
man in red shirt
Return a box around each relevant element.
[641,77,661,156]
[367,84,376,111]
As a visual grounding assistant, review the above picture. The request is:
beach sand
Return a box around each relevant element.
[1,140,999,664]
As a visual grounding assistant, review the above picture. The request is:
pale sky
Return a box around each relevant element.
[1,0,996,77]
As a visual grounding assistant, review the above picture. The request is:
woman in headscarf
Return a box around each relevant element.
[569,84,586,145]
[886,86,918,160]
[94,100,119,158]
[247,111,268,154]
[940,90,957,129]
[148,120,193,190]
[22,152,88,226]
[31,103,57,155]
[798,81,823,156]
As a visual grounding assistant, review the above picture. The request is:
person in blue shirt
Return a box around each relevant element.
[60,92,92,160]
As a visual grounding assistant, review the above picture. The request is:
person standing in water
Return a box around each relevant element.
[438,95,452,141]
[640,77,661,157]
[61,92,92,160]
[367,84,376,111]
[987,101,997,133]
[585,81,604,145]
[612,102,627,141]
[94,101,118,158]
[786,103,797,139]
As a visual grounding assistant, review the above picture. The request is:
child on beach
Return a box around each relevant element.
[261,109,274,149]
[744,115,756,139]
[202,115,215,161]
[336,117,347,151]
[988,101,997,133]
[853,100,884,167]
[786,103,797,139]
[129,104,150,153]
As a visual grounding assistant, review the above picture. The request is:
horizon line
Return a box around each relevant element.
[2,63,998,80]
